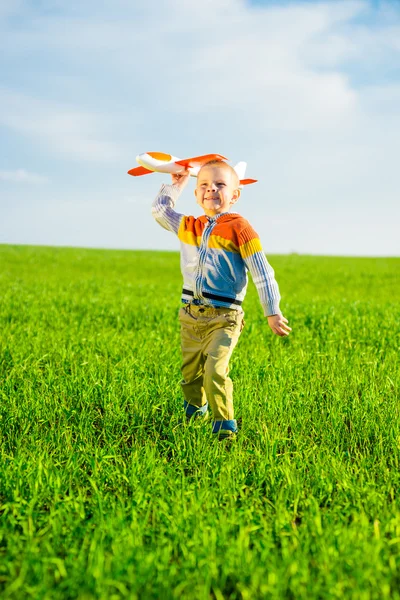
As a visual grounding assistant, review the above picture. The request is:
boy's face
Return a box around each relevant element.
[195,165,241,217]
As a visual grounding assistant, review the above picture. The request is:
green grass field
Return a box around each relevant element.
[0,244,399,599]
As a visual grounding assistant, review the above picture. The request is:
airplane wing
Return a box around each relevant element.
[175,153,228,168]
[127,166,153,177]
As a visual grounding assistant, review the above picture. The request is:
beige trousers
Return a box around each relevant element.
[179,304,244,421]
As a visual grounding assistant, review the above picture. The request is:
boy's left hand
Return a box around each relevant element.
[171,170,190,190]
[267,314,292,337]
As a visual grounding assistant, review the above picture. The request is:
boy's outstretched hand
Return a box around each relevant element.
[267,314,292,337]
[171,170,190,190]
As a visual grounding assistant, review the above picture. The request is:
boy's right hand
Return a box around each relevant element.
[267,314,292,337]
[171,170,190,190]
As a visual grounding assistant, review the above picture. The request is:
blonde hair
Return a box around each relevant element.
[198,160,239,188]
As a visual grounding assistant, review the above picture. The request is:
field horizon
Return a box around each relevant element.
[1,244,399,599]
[1,242,399,260]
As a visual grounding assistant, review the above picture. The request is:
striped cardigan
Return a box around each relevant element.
[152,184,281,317]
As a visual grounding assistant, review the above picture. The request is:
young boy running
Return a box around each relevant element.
[152,160,291,440]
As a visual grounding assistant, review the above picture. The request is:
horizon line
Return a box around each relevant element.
[0,242,399,260]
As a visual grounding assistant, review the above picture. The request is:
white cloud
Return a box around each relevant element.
[0,0,23,20]
[0,168,49,184]
[0,89,127,163]
[1,1,398,137]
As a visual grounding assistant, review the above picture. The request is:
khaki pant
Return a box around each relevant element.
[179,304,244,422]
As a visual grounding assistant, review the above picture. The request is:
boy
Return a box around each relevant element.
[152,160,291,440]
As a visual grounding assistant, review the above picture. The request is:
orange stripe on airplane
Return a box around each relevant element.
[175,154,228,169]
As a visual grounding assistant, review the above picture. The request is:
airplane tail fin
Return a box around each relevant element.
[233,161,247,181]
[233,162,258,187]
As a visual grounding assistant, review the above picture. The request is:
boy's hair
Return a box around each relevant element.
[198,160,240,188]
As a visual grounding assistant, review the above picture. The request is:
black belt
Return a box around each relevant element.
[182,288,242,306]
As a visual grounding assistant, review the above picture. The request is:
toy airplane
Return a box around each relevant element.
[127,152,257,186]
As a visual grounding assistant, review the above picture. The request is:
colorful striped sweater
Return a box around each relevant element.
[152,184,281,317]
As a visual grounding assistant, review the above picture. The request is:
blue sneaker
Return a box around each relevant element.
[184,400,208,421]
[212,419,238,440]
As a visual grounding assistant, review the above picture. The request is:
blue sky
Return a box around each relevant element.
[1,0,399,256]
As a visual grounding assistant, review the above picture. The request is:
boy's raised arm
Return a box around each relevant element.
[151,171,190,235]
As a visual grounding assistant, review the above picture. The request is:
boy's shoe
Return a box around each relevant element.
[216,430,237,442]
[184,400,208,421]
[212,419,238,439]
